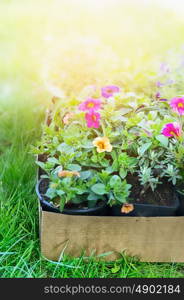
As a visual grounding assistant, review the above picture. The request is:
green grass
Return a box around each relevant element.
[1,0,184,278]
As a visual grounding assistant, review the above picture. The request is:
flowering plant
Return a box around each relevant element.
[33,85,140,210]
[123,95,184,196]
[33,81,184,212]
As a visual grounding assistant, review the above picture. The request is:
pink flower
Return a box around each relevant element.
[85,110,101,128]
[101,85,120,98]
[161,122,182,138]
[170,97,184,115]
[79,98,101,111]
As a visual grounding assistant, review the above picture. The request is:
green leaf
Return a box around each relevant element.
[67,164,81,171]
[138,142,152,156]
[47,157,59,164]
[87,193,99,201]
[119,168,127,179]
[91,155,98,163]
[53,165,63,175]
[60,198,66,211]
[111,114,127,122]
[53,136,59,144]
[112,160,118,172]
[57,143,74,153]
[91,183,106,195]
[114,192,127,203]
[80,171,92,180]
[75,188,86,195]
[100,159,109,167]
[119,108,132,115]
[81,141,93,149]
[45,188,57,199]
[105,166,114,174]
[40,174,49,179]
[56,190,65,196]
[109,175,121,188]
[111,150,117,161]
[156,135,168,147]
[35,161,46,170]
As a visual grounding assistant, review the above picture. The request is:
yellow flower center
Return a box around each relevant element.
[178,102,183,108]
[170,131,175,136]
[92,114,97,121]
[97,141,105,150]
[87,102,94,108]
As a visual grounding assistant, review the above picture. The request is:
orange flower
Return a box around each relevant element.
[121,203,134,214]
[63,112,74,125]
[58,170,80,178]
[93,137,112,153]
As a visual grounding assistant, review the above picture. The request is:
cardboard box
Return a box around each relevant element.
[40,207,184,262]
[39,111,184,262]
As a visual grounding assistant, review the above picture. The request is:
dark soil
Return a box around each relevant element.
[38,154,48,162]
[39,178,49,196]
[127,175,175,206]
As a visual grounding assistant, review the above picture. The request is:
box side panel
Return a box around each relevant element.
[40,211,184,262]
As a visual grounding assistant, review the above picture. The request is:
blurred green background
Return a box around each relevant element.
[1,0,184,98]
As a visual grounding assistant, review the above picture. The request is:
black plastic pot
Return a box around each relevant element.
[111,192,180,217]
[36,179,107,216]
[177,191,184,216]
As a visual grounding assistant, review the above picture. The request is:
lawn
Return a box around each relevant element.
[1,0,184,278]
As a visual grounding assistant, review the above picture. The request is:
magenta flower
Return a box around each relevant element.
[161,122,182,138]
[85,110,101,128]
[155,92,161,99]
[101,85,120,98]
[79,98,102,112]
[170,97,184,115]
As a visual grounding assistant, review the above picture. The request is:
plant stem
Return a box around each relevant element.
[101,121,106,136]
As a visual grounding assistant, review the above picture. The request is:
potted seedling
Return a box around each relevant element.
[110,97,184,216]
[36,167,108,215]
